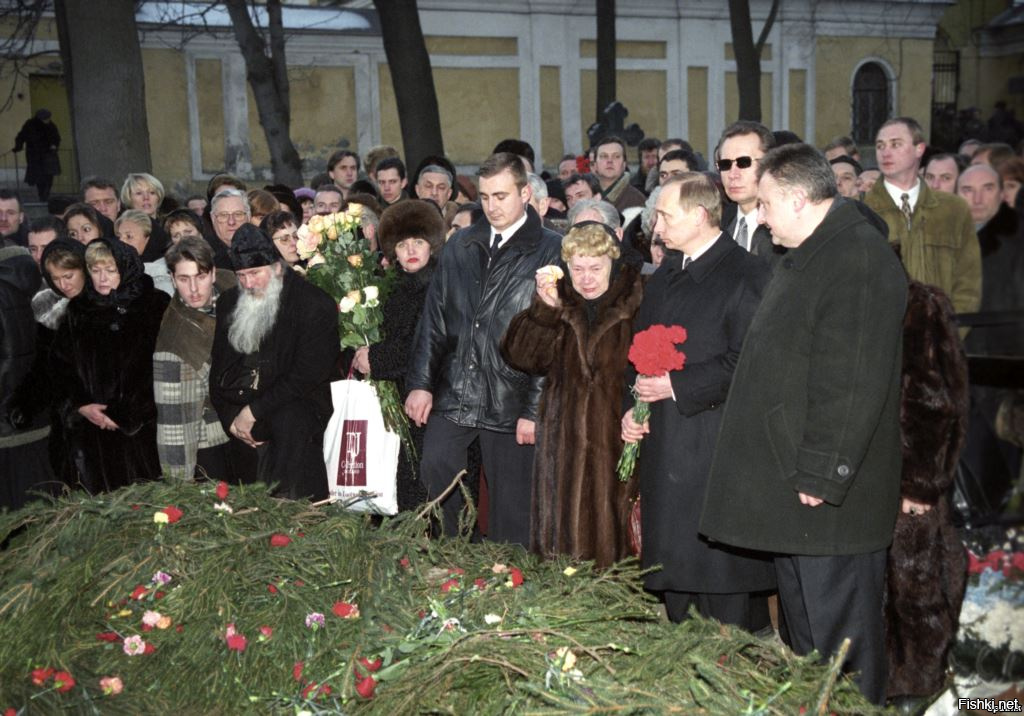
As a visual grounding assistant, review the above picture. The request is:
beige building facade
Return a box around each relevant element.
[0,0,1008,197]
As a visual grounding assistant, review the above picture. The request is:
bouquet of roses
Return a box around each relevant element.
[616,324,687,481]
[297,208,413,459]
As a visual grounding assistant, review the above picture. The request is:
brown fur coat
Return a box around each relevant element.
[885,280,969,698]
[501,264,643,568]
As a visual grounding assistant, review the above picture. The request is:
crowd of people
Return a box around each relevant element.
[1,113,1022,710]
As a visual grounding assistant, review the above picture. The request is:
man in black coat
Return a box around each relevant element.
[406,152,562,545]
[210,224,339,500]
[0,244,55,509]
[621,173,775,630]
[700,144,908,704]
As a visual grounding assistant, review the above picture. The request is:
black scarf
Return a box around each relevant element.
[85,238,152,308]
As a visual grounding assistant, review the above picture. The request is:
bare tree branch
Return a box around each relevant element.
[755,0,780,56]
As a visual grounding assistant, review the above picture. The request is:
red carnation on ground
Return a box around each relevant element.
[162,505,184,523]
[292,661,304,682]
[474,578,487,590]
[215,481,229,500]
[440,578,459,593]
[226,634,247,652]
[6,707,17,716]
[53,671,75,693]
[617,324,687,481]
[130,585,148,600]
[31,667,54,686]
[355,675,377,699]
[399,556,410,569]
[267,583,279,594]
[143,643,156,655]
[358,656,382,673]
[332,601,359,618]
[509,567,524,588]
[96,632,119,642]
[270,533,291,547]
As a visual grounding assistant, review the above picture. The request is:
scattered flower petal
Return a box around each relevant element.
[215,481,229,500]
[152,571,172,585]
[226,634,247,652]
[484,613,503,625]
[305,612,326,629]
[270,533,291,548]
[563,566,578,576]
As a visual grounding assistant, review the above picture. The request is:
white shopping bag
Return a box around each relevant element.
[323,379,401,514]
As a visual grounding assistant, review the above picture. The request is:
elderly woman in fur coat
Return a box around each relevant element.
[885,280,969,710]
[501,222,643,568]
[352,199,445,511]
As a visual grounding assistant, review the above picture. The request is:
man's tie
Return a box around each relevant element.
[900,194,913,232]
[736,216,749,251]
[490,233,503,256]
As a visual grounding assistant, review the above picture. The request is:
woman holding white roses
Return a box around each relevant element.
[352,200,444,510]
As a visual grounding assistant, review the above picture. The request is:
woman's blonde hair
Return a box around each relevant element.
[85,240,117,270]
[114,209,152,236]
[120,172,165,208]
[561,223,620,262]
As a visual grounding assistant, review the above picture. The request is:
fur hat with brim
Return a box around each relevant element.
[378,199,446,258]
[229,223,279,270]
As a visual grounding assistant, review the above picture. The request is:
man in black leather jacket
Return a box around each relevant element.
[406,152,562,544]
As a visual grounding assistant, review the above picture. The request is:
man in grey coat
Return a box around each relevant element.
[700,144,908,704]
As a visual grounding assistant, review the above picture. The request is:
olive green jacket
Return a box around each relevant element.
[862,179,981,317]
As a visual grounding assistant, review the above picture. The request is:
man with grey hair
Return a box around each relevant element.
[415,164,454,207]
[567,197,651,273]
[209,188,251,270]
[526,173,550,220]
[567,198,620,232]
[702,143,907,704]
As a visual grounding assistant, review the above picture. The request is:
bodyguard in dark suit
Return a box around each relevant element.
[715,121,777,259]
[621,173,775,630]
[700,144,908,704]
[406,153,562,545]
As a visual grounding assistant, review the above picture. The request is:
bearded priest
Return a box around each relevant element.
[209,223,339,499]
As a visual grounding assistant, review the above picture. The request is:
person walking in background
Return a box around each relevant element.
[14,109,61,201]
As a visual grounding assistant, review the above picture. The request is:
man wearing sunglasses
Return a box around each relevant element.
[716,121,777,259]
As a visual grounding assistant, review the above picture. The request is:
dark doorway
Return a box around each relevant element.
[852,62,890,145]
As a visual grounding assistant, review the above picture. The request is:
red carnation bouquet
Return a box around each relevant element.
[616,324,687,481]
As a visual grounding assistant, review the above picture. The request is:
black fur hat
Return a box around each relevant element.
[378,199,446,259]
[228,223,279,270]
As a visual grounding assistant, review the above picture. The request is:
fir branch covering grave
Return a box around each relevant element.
[0,479,880,714]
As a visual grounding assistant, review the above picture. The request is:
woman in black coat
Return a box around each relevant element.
[51,238,169,493]
[353,200,445,512]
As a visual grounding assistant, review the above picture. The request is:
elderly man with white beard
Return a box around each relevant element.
[209,224,339,499]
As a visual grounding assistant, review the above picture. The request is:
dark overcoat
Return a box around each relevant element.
[501,263,643,568]
[368,264,434,511]
[700,200,908,556]
[50,247,170,493]
[209,268,339,497]
[633,234,776,593]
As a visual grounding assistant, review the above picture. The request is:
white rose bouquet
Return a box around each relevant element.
[297,209,412,457]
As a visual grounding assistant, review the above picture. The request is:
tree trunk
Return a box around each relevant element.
[223,0,303,187]
[727,0,761,122]
[727,0,780,123]
[373,0,444,173]
[596,0,616,123]
[54,0,152,178]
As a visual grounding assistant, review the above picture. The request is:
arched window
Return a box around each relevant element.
[852,62,890,144]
